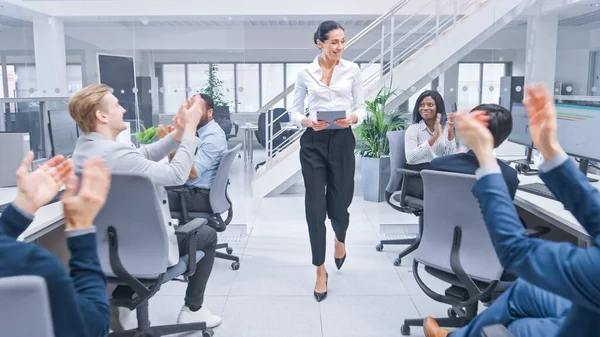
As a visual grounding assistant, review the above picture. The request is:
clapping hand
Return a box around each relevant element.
[61,157,111,231]
[522,83,562,160]
[13,152,74,215]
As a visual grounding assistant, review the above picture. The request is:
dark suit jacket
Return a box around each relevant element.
[472,159,600,337]
[430,151,520,199]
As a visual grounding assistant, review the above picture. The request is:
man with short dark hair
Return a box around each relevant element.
[167,93,228,215]
[430,104,520,199]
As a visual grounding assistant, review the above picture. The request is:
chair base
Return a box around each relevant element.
[376,237,420,267]
[110,324,214,337]
[216,243,240,270]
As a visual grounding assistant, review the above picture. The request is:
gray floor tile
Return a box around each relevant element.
[229,266,317,296]
[326,266,407,296]
[217,296,323,337]
[320,295,422,337]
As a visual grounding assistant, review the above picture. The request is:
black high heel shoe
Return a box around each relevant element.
[335,241,347,270]
[335,253,346,270]
[313,273,328,302]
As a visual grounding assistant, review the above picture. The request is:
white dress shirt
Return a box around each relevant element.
[404,120,457,165]
[289,55,367,128]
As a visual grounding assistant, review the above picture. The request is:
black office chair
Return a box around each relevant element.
[170,144,242,270]
[213,107,239,140]
[254,111,294,171]
[375,130,424,266]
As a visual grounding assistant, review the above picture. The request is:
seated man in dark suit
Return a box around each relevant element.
[430,104,520,199]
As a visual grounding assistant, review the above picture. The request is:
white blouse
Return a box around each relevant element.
[404,120,458,165]
[288,55,367,128]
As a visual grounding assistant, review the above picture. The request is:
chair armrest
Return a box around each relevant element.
[481,325,514,337]
[396,168,421,177]
[175,218,208,277]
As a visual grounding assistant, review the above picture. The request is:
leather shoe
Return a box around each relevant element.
[424,317,450,337]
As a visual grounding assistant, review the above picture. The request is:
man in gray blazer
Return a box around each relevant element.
[68,84,221,329]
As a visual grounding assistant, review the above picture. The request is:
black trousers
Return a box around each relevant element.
[167,187,212,214]
[299,127,355,266]
[405,163,430,200]
[177,224,217,310]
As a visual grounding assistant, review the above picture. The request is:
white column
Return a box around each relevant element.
[33,17,68,96]
[524,9,558,91]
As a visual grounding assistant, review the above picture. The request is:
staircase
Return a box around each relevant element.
[252,0,538,198]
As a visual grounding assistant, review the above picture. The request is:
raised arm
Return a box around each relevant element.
[116,134,200,187]
[473,172,600,312]
[137,133,180,161]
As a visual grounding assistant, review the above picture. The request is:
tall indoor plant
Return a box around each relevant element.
[202,64,231,115]
[355,88,406,202]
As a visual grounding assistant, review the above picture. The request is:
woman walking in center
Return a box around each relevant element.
[288,20,367,302]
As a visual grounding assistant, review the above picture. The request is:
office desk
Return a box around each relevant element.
[515,174,593,246]
[1,187,65,243]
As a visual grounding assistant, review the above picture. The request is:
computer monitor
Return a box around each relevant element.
[47,110,79,157]
[555,103,600,181]
[507,102,533,147]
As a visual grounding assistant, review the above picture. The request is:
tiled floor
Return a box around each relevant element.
[118,149,459,337]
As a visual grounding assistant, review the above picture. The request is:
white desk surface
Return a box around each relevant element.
[1,188,67,243]
[514,173,594,242]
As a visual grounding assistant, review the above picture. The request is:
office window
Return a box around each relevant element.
[162,64,186,114]
[236,63,259,112]
[458,62,507,110]
[67,64,83,94]
[285,63,308,109]
[14,65,36,98]
[481,63,505,105]
[457,63,481,110]
[187,64,210,96]
[261,63,284,109]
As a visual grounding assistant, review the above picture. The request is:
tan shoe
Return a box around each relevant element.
[424,317,450,337]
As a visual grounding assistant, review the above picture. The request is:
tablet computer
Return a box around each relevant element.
[317,110,346,130]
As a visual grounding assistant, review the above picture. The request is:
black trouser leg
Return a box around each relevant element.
[177,224,218,310]
[404,163,430,199]
[300,128,329,266]
[326,128,355,243]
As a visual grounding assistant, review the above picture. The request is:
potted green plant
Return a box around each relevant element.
[202,64,231,116]
[355,88,407,202]
[135,125,158,146]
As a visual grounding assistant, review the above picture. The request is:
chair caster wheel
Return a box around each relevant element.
[226,247,234,254]
[401,323,410,335]
[375,244,384,252]
[448,308,457,318]
[231,262,240,270]
[393,258,402,266]
[203,328,215,337]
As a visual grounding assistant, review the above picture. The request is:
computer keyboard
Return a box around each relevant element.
[518,183,557,201]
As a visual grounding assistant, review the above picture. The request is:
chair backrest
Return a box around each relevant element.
[415,170,503,283]
[272,108,290,123]
[0,275,54,337]
[210,143,241,214]
[386,130,407,194]
[93,172,170,279]
[257,112,283,150]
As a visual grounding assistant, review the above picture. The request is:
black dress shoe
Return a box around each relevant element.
[335,253,346,270]
[313,273,328,302]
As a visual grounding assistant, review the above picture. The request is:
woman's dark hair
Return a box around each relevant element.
[314,20,345,46]
[412,90,447,125]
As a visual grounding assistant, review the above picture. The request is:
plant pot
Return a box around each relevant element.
[360,156,391,202]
